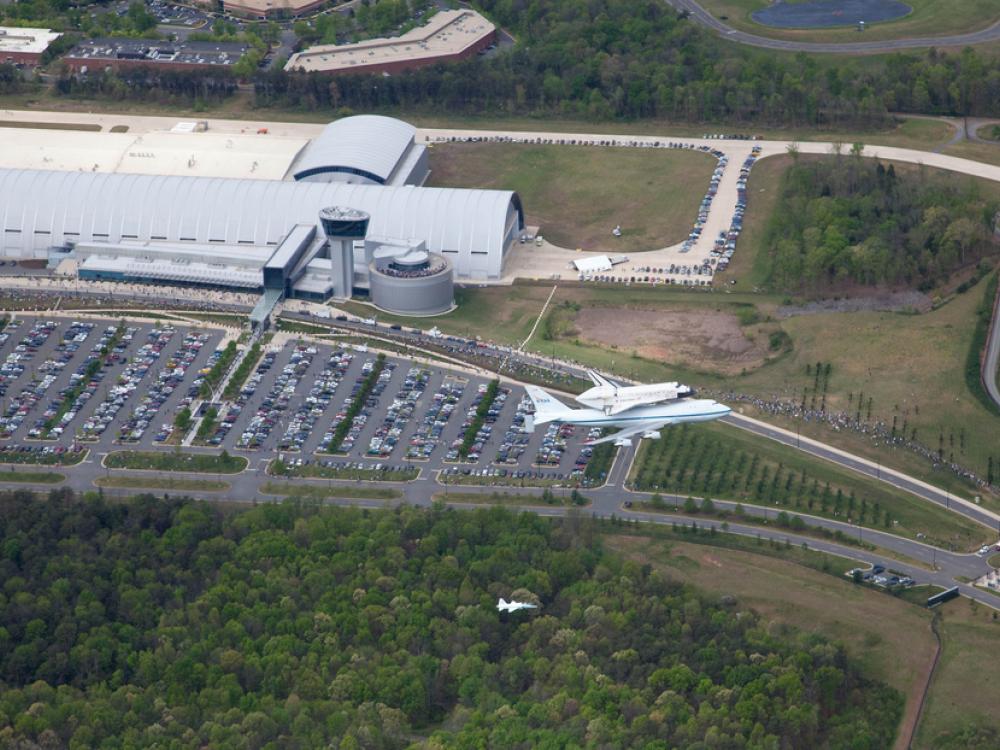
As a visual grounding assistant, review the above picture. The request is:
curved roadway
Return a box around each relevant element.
[665,0,1000,53]
[984,277,1000,409]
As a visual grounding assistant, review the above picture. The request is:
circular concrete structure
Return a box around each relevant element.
[369,252,454,316]
[751,0,911,29]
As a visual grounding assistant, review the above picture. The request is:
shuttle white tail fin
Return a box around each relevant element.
[524,385,576,426]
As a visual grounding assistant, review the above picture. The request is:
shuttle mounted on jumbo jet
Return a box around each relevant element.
[524,372,730,447]
[575,370,693,415]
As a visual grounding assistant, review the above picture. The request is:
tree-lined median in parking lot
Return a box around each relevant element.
[222,342,263,400]
[457,379,500,460]
[322,354,386,454]
[42,321,127,439]
[199,341,238,399]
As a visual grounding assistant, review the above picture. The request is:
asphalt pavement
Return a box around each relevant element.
[983,278,1000,410]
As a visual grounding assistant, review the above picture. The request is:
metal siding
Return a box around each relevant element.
[0,168,519,277]
[292,116,416,184]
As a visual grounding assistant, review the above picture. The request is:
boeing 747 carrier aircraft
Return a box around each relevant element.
[525,371,730,446]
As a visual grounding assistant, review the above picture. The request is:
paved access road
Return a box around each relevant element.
[664,0,1000,53]
[984,280,1000,410]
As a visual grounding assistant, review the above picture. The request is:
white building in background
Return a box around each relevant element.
[0,115,525,316]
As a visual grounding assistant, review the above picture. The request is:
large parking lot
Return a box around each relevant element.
[0,316,614,488]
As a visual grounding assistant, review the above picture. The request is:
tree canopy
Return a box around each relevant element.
[255,0,1000,127]
[0,489,901,748]
[761,156,1000,291]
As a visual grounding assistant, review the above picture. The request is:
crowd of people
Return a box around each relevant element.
[710,389,990,490]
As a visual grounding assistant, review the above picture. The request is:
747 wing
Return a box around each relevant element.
[585,420,671,445]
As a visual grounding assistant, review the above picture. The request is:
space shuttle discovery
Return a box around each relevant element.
[524,371,730,447]
[576,370,693,415]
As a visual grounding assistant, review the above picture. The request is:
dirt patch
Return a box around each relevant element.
[777,290,932,318]
[574,307,768,375]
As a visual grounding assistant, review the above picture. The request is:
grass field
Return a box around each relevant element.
[259,482,400,501]
[94,475,230,492]
[913,598,1000,748]
[629,421,989,549]
[943,140,1000,168]
[697,0,1000,44]
[0,471,64,484]
[435,489,589,507]
[104,450,248,474]
[427,143,716,252]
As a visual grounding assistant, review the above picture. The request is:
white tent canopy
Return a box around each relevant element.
[573,255,613,273]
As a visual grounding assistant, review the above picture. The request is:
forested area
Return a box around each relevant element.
[54,67,237,105]
[1,0,158,39]
[0,490,901,748]
[761,155,1000,290]
[254,0,1000,126]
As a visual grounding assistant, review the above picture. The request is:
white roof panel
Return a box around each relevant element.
[573,256,613,273]
[291,115,415,184]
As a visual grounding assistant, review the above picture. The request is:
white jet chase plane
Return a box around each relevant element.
[525,371,730,447]
[497,598,538,613]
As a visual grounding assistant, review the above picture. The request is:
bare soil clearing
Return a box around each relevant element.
[575,307,767,375]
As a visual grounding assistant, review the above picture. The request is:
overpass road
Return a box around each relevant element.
[663,0,1000,53]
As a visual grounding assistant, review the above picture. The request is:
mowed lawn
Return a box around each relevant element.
[427,142,715,251]
[628,420,989,550]
[605,535,937,750]
[697,0,1000,43]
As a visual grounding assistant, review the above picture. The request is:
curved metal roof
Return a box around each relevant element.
[0,168,521,278]
[291,115,416,184]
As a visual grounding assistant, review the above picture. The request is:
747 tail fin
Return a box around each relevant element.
[524,385,576,427]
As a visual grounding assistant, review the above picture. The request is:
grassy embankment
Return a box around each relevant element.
[94,476,230,492]
[629,420,989,550]
[696,0,1000,45]
[0,471,64,484]
[103,450,247,474]
[434,489,589,507]
[259,482,400,501]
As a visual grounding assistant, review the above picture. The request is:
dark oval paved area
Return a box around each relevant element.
[752,0,912,29]
[666,0,1000,53]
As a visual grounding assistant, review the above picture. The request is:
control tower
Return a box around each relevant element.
[319,206,370,299]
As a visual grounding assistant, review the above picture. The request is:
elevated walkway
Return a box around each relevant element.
[250,288,283,328]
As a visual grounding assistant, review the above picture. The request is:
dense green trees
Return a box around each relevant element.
[0,489,901,747]
[256,0,1000,126]
[761,156,1000,290]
